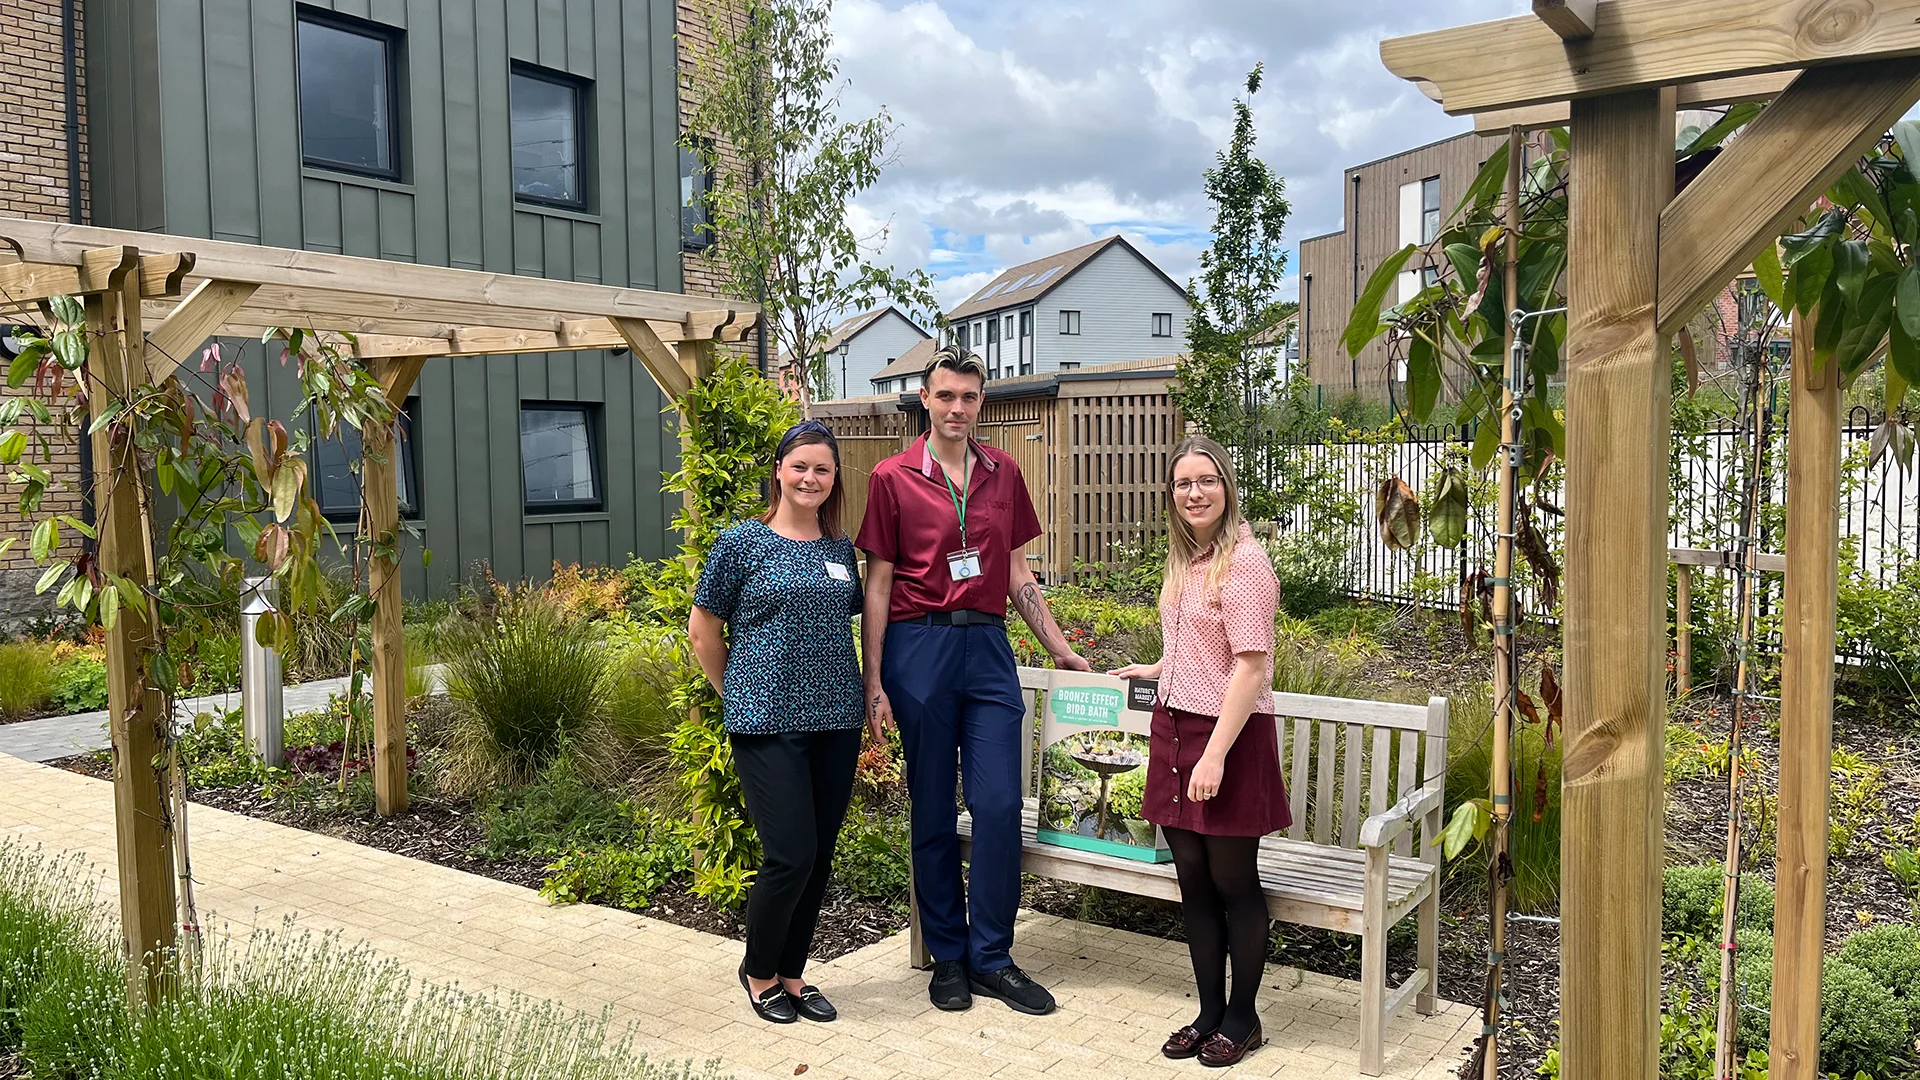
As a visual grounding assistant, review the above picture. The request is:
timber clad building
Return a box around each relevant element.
[1,0,739,610]
[1298,131,1502,403]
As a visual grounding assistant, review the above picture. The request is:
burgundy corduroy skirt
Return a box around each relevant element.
[1142,702,1292,837]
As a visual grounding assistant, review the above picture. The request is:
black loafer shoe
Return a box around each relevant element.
[968,964,1055,1016]
[788,984,837,1022]
[929,960,973,1011]
[739,963,798,1024]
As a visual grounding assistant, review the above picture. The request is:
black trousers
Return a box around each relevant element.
[731,727,862,980]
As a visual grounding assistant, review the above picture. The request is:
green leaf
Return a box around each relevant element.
[29,517,54,563]
[51,330,86,371]
[1892,310,1920,389]
[0,431,26,466]
[100,584,119,631]
[1792,243,1833,318]
[85,399,125,436]
[270,466,299,523]
[1444,243,1481,286]
[1407,333,1440,421]
[49,295,83,326]
[7,348,39,389]
[1840,273,1897,376]
[1471,414,1501,471]
[1679,101,1762,158]
[1342,244,1418,358]
[1783,207,1848,265]
[58,515,94,540]
[1895,121,1920,183]
[1898,267,1920,344]
[1753,243,1787,314]
[1834,240,1870,307]
[421,547,434,569]
[1455,141,1510,218]
[1440,800,1490,861]
[1831,165,1881,217]
[34,562,65,595]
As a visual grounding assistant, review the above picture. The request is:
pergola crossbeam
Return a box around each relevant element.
[1382,0,1920,115]
[0,250,194,307]
[1658,59,1920,335]
[1532,0,1596,40]
[1471,71,1794,135]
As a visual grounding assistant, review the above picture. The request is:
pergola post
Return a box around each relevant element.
[368,356,429,817]
[86,253,177,1009]
[1769,313,1841,1079]
[1560,86,1674,1080]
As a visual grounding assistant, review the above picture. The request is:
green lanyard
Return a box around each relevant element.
[941,454,971,548]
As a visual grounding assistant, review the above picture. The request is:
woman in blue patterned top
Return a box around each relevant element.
[690,420,867,1026]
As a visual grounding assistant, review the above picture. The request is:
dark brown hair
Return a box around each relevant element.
[761,426,845,539]
[921,343,987,389]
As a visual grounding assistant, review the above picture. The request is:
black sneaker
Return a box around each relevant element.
[969,964,1055,1016]
[929,960,973,1011]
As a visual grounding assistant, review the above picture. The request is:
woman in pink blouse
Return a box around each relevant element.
[1113,435,1287,1068]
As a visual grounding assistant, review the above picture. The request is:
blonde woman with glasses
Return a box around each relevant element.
[1112,435,1287,1067]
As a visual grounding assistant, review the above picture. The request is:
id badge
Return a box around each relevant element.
[946,547,983,581]
[825,561,852,581]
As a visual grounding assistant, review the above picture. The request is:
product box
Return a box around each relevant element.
[1034,671,1171,863]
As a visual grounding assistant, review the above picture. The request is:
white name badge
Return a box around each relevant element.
[946,547,983,581]
[825,561,852,581]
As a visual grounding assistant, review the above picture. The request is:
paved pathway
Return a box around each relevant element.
[0,666,448,764]
[0,755,1476,1079]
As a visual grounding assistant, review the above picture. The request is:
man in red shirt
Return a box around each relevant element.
[858,346,1089,1016]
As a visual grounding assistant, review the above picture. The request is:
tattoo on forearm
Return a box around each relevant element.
[1015,582,1069,653]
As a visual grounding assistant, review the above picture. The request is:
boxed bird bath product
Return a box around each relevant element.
[1035,671,1171,863]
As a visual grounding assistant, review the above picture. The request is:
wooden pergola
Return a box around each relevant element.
[1380,3,1920,1077]
[0,216,754,1002]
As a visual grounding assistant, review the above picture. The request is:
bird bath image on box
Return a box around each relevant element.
[1069,746,1144,842]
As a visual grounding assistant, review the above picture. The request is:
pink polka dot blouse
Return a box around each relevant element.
[1159,522,1279,717]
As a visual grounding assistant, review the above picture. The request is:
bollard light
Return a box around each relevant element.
[239,576,285,768]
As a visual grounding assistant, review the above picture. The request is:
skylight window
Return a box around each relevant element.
[978,281,1008,301]
[1002,273,1035,293]
[1028,267,1062,289]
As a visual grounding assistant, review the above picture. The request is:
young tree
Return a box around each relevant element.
[1174,64,1292,516]
[686,0,938,404]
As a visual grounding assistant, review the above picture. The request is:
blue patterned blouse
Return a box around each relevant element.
[693,519,865,734]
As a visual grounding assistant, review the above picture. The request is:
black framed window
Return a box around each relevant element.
[1060,310,1081,335]
[297,10,403,179]
[1020,310,1032,337]
[681,139,715,250]
[521,404,603,512]
[1152,312,1173,337]
[511,66,590,209]
[956,323,970,350]
[1420,176,1441,243]
[313,397,419,522]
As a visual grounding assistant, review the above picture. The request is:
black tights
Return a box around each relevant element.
[1164,827,1268,1041]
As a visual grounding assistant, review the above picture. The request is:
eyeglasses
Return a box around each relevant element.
[1172,475,1224,496]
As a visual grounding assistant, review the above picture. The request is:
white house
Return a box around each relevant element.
[941,236,1189,380]
[780,306,931,400]
[870,338,939,395]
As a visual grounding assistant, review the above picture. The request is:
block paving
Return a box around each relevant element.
[0,753,1476,1079]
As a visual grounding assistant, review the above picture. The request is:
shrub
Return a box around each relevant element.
[539,813,692,910]
[1271,639,1361,698]
[1443,681,1561,912]
[542,563,630,623]
[48,654,108,714]
[833,810,910,912]
[1830,747,1888,858]
[0,640,57,720]
[284,567,360,682]
[480,760,639,862]
[179,631,242,696]
[1270,529,1350,616]
[1107,766,1145,821]
[1698,926,1775,1052]
[441,595,608,793]
[1840,923,1920,1034]
[1820,956,1910,1078]
[596,621,683,776]
[176,709,266,789]
[1664,863,1772,939]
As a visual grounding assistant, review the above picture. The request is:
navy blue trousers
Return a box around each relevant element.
[882,620,1026,974]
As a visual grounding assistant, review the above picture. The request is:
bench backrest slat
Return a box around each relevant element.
[1287,716,1311,842]
[1339,722,1363,847]
[1312,719,1337,845]
[1396,727,1420,858]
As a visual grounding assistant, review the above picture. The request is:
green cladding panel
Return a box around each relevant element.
[85,0,688,597]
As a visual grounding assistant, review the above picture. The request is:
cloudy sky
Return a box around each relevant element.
[830,0,1535,315]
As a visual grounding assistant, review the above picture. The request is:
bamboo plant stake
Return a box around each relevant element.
[1711,301,1771,1080]
[1482,125,1524,1080]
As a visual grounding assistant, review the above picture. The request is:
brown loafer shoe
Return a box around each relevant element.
[1197,1020,1262,1068]
[1162,1025,1215,1059]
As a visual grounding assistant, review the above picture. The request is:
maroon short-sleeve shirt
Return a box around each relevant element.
[856,434,1043,623]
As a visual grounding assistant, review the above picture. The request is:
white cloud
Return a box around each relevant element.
[828,0,1532,315]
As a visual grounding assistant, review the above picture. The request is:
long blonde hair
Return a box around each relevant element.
[1160,435,1247,610]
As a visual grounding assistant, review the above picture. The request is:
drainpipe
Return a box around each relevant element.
[1349,173,1361,392]
[1301,272,1312,377]
[65,0,95,536]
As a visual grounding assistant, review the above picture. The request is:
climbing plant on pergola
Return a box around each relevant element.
[1376,3,1920,1077]
[0,215,755,1006]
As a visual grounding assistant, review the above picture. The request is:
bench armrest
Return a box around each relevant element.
[1359,784,1444,850]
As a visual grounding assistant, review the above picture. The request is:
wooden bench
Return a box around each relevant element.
[907,669,1449,1075]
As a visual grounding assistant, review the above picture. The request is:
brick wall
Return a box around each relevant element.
[0,0,88,621]
[676,0,744,303]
